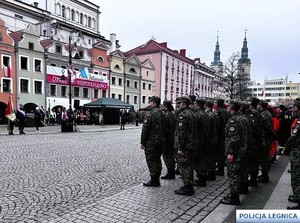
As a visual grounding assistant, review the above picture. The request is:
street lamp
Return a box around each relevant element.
[61,35,81,132]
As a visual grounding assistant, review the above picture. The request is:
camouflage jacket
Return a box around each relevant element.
[260,109,275,147]
[216,107,229,142]
[225,113,247,158]
[163,110,176,143]
[206,109,219,145]
[174,108,197,152]
[285,118,300,156]
[195,109,210,149]
[141,107,165,147]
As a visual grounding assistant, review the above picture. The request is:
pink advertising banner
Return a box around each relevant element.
[46,74,108,90]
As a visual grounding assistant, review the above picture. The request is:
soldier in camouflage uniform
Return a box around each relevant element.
[161,100,176,180]
[220,100,247,205]
[215,98,229,176]
[205,100,219,181]
[173,97,182,175]
[284,98,300,209]
[193,98,210,187]
[257,100,275,183]
[140,96,165,187]
[189,94,197,112]
[174,96,197,196]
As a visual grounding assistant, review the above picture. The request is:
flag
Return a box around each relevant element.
[3,65,11,77]
[5,96,16,122]
[5,97,11,116]
[80,68,88,78]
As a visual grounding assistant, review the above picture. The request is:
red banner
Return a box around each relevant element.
[46,74,108,90]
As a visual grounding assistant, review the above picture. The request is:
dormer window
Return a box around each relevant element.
[97,56,104,62]
[129,68,136,73]
[114,64,120,69]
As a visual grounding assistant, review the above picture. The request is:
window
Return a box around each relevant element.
[102,73,107,77]
[62,6,65,18]
[15,14,23,19]
[83,88,89,98]
[2,79,11,92]
[118,78,122,86]
[97,56,104,62]
[146,71,149,76]
[88,17,91,27]
[34,81,42,94]
[80,13,83,24]
[143,83,146,90]
[79,50,84,58]
[50,63,56,67]
[74,87,80,97]
[114,64,120,69]
[129,68,136,73]
[0,32,3,41]
[112,77,116,85]
[127,80,130,87]
[71,10,75,21]
[28,42,34,50]
[20,56,28,70]
[20,79,29,93]
[102,90,107,98]
[50,85,56,96]
[112,93,115,98]
[61,86,67,97]
[148,84,152,90]
[34,59,41,72]
[126,95,130,103]
[56,44,62,54]
[134,96,137,104]
[134,81,138,88]
[3,56,10,67]
[142,96,146,103]
[118,94,122,100]
[94,89,98,98]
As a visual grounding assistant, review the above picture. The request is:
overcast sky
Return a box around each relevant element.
[94,1,300,84]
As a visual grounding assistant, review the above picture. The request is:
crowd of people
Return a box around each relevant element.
[140,95,300,209]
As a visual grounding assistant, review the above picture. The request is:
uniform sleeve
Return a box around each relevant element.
[225,119,241,155]
[140,112,152,145]
[177,114,188,150]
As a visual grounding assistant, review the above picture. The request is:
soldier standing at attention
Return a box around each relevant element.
[174,96,196,196]
[140,96,165,187]
[161,100,176,180]
[220,100,247,205]
[193,98,210,187]
[215,98,229,176]
[205,100,219,181]
[284,98,300,210]
[257,100,275,183]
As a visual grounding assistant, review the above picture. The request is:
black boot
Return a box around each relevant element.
[193,175,207,187]
[220,193,240,205]
[288,195,300,203]
[215,168,225,176]
[248,177,258,187]
[161,170,175,180]
[175,167,180,175]
[257,174,269,183]
[287,203,300,210]
[175,184,194,196]
[207,171,216,181]
[143,177,160,187]
[239,182,249,194]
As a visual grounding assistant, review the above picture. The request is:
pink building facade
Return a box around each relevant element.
[125,40,194,103]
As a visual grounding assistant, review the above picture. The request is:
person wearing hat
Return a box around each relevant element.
[283,98,300,209]
[140,96,165,187]
[277,104,292,154]
[220,100,247,205]
[174,96,197,196]
[188,95,196,112]
[16,104,26,134]
[193,98,210,187]
[257,100,274,183]
[215,98,229,176]
[205,99,219,181]
[174,97,182,117]
[161,100,176,180]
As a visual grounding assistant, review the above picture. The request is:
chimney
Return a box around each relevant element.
[33,2,39,7]
[110,33,116,53]
[159,42,167,48]
[174,50,178,54]
[179,49,186,57]
[194,58,201,63]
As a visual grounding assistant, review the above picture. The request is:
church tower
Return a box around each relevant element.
[238,29,251,80]
[211,32,223,73]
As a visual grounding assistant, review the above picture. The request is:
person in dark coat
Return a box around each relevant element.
[16,104,26,134]
[120,112,127,130]
[277,105,293,151]
[34,107,42,131]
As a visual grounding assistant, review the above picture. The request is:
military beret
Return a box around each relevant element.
[205,100,214,108]
[163,100,172,106]
[195,98,206,106]
[175,97,182,103]
[228,99,242,111]
[259,100,269,107]
[188,94,196,103]
[181,96,191,105]
[149,96,161,104]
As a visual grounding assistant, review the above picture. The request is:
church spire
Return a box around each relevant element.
[239,28,250,63]
[211,31,223,66]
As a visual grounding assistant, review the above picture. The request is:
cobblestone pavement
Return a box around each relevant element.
[0,125,289,223]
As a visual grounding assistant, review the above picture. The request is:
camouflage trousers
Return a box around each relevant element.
[144,145,163,177]
[206,144,216,173]
[290,149,300,200]
[259,145,270,175]
[192,151,204,177]
[215,141,226,171]
[162,141,176,172]
[177,150,193,185]
[227,157,241,194]
[246,144,260,179]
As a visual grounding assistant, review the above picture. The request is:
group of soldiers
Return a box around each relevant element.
[140,94,300,209]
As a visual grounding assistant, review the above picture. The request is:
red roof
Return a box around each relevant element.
[124,39,194,64]
[9,31,23,45]
[40,39,52,49]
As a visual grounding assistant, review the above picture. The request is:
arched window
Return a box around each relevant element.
[71,10,75,21]
[88,17,91,27]
[129,68,136,73]
[97,56,104,62]
[80,13,83,24]
[92,18,96,29]
[62,5,65,18]
[56,4,61,15]
[114,64,120,69]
